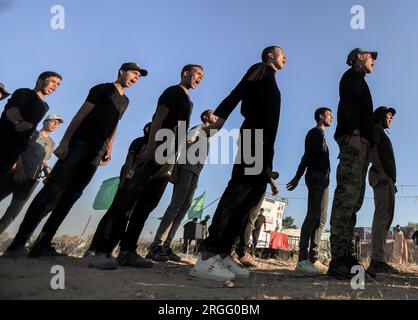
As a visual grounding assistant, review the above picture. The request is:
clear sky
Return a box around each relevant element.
[1,0,418,241]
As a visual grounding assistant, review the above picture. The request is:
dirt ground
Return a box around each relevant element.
[1,237,418,300]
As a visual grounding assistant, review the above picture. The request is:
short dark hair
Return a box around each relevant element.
[314,107,332,122]
[38,71,62,81]
[200,109,212,123]
[181,64,203,78]
[261,46,280,63]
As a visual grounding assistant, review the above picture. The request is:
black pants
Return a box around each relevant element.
[0,173,38,234]
[298,171,329,262]
[200,173,267,254]
[236,192,265,257]
[89,160,167,253]
[0,140,24,182]
[9,142,100,249]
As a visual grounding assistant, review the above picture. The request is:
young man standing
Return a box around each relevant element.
[287,107,333,274]
[0,72,62,181]
[367,106,400,274]
[88,65,204,270]
[146,109,218,262]
[0,82,11,101]
[4,63,146,257]
[191,46,286,282]
[327,49,389,279]
[0,114,64,234]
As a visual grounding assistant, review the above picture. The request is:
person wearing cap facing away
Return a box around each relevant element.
[191,46,285,282]
[0,72,62,182]
[88,64,203,270]
[327,48,390,279]
[0,114,64,235]
[0,82,11,101]
[4,63,146,258]
[367,106,400,274]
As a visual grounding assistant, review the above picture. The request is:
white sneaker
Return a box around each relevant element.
[190,255,235,282]
[222,255,250,278]
[295,260,321,275]
[312,260,328,274]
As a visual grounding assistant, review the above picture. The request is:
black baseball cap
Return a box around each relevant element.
[120,62,148,76]
[346,48,378,66]
[374,106,396,122]
[0,82,11,100]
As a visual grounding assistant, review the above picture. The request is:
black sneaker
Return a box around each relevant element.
[163,246,182,262]
[347,255,376,279]
[146,246,170,262]
[367,260,400,274]
[28,243,67,258]
[327,256,353,280]
[1,246,28,259]
[117,251,153,268]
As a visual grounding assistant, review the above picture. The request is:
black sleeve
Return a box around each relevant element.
[342,70,363,132]
[295,130,318,179]
[4,89,32,112]
[157,87,178,113]
[214,64,265,120]
[86,84,107,105]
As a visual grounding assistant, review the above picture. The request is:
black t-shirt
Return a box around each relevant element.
[334,66,374,145]
[371,124,396,182]
[0,88,49,147]
[214,63,281,180]
[254,214,266,230]
[119,136,148,178]
[154,85,192,132]
[295,127,330,179]
[71,83,129,151]
[128,136,148,160]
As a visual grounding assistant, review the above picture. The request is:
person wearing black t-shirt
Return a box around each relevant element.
[191,46,286,282]
[5,63,147,257]
[367,106,400,275]
[287,107,333,275]
[89,64,203,270]
[0,72,61,182]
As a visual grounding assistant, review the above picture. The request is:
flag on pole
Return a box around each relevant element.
[93,177,120,210]
[187,192,206,220]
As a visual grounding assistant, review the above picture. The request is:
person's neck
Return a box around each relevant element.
[113,81,125,95]
[376,122,387,130]
[354,63,367,75]
[179,82,190,94]
[34,88,45,101]
[40,129,50,138]
[317,123,326,131]
[265,61,278,73]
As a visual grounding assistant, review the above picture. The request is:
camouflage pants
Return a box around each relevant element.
[330,136,370,259]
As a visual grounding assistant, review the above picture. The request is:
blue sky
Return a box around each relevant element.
[1,0,418,241]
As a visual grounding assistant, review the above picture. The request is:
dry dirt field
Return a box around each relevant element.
[1,236,418,300]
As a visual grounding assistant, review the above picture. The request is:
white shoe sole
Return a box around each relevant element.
[225,268,250,278]
[190,268,235,282]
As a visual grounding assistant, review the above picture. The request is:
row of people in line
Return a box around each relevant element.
[0,46,399,282]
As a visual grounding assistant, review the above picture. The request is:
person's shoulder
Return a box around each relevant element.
[307,127,322,137]
[164,85,181,94]
[90,83,114,93]
[11,88,33,98]
[245,63,270,80]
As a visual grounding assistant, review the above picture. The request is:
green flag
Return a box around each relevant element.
[93,177,120,210]
[187,192,206,220]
